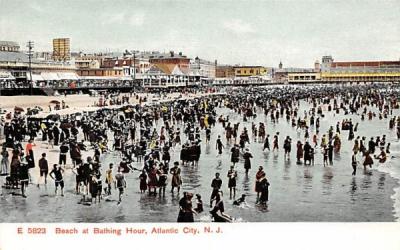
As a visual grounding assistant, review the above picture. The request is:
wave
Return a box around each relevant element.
[196,214,245,222]
[376,140,400,221]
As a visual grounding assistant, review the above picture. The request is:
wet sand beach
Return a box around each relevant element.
[0,92,399,222]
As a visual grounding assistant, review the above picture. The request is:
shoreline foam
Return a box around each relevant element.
[376,141,400,221]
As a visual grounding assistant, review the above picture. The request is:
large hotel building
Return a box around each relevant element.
[287,56,400,84]
[52,38,71,61]
[321,56,400,83]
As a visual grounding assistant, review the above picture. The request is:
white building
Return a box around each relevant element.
[189,57,216,81]
[142,64,190,88]
[0,41,20,52]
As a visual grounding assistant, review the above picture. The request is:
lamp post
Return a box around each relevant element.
[26,41,34,95]
[130,50,137,89]
[133,51,136,80]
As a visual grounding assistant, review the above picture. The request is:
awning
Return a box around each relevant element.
[120,76,133,80]
[80,76,122,80]
[27,74,44,81]
[27,72,80,81]
[41,72,60,81]
[58,72,79,80]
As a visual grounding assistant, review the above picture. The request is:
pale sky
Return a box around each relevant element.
[0,0,399,67]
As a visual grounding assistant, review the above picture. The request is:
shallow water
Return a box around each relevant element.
[0,99,399,222]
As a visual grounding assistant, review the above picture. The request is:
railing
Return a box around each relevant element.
[1,78,399,91]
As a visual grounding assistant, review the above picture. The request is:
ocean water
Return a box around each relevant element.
[0,99,399,222]
[376,141,400,221]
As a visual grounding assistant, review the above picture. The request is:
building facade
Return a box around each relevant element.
[274,68,316,84]
[321,56,400,83]
[189,57,216,80]
[73,53,105,70]
[52,38,71,61]
[101,57,140,79]
[149,51,190,75]
[34,52,53,61]
[142,64,191,88]
[75,59,100,69]
[76,68,123,78]
[0,41,20,52]
[233,66,268,77]
[216,65,235,78]
[288,72,321,83]
[0,45,77,82]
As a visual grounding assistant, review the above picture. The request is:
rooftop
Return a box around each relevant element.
[148,51,188,60]
[233,65,265,68]
[275,68,316,73]
[331,61,400,68]
[192,57,215,65]
[0,51,75,68]
[0,41,20,47]
[0,51,31,63]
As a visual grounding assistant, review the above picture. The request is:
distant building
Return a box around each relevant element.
[72,53,104,73]
[275,67,316,84]
[149,51,190,75]
[142,63,192,88]
[101,58,141,79]
[76,68,123,78]
[52,38,71,61]
[0,41,20,52]
[273,70,288,83]
[233,66,268,77]
[34,52,52,61]
[0,50,77,81]
[321,55,334,72]
[284,59,321,84]
[288,72,321,84]
[314,60,321,72]
[137,58,151,75]
[121,52,152,75]
[101,58,136,68]
[321,56,400,83]
[75,59,100,69]
[189,57,216,80]
[216,65,235,78]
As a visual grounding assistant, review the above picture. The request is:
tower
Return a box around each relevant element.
[321,56,333,72]
[321,55,333,64]
[52,38,71,61]
[314,60,321,72]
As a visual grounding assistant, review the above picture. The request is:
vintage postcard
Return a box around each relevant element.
[0,0,399,249]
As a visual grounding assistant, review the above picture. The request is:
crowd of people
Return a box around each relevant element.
[0,82,399,222]
[0,79,136,89]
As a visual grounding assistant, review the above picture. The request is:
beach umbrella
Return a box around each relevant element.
[14,106,24,112]
[49,100,60,104]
